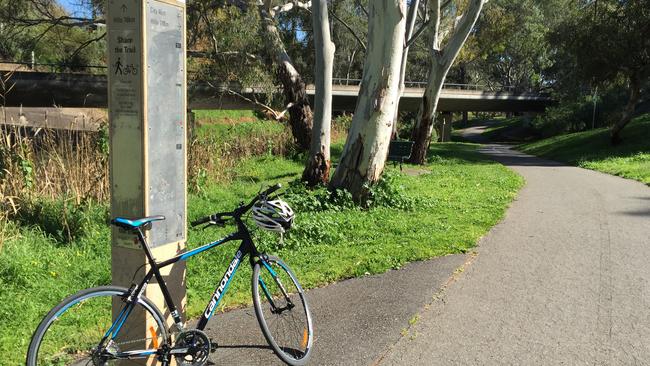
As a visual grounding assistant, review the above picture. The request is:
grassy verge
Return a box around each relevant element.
[0,138,523,364]
[519,114,650,184]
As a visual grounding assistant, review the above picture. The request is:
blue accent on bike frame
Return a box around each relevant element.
[206,259,242,320]
[180,238,227,260]
[111,304,134,339]
[103,306,128,338]
[262,260,277,277]
[259,278,273,301]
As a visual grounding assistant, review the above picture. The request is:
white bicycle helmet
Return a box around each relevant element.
[252,199,295,233]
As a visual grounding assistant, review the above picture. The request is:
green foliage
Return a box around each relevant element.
[365,171,419,210]
[189,5,276,103]
[457,0,559,90]
[520,113,650,184]
[532,84,632,138]
[1,143,523,365]
[283,181,356,212]
[550,0,650,88]
[0,0,105,68]
[14,198,107,243]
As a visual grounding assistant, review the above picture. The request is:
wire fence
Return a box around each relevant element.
[0,61,107,74]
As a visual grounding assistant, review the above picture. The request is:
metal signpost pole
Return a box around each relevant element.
[107,0,187,348]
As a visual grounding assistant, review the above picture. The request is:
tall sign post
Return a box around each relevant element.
[107,0,187,347]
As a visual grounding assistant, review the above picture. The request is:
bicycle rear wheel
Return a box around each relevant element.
[27,286,168,366]
[252,255,313,365]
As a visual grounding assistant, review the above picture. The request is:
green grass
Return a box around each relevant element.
[194,109,262,121]
[519,114,650,184]
[0,142,523,365]
[481,117,522,137]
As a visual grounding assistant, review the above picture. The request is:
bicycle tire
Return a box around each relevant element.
[252,255,313,365]
[27,285,168,366]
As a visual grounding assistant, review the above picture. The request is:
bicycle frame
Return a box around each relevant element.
[103,218,264,359]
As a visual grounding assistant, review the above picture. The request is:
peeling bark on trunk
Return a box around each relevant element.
[392,0,420,139]
[610,75,640,145]
[410,0,486,164]
[329,0,407,202]
[410,64,445,163]
[259,5,313,151]
[303,0,335,186]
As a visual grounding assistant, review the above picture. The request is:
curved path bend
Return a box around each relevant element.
[205,127,650,365]
[379,141,650,364]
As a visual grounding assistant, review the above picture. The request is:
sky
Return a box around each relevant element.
[57,0,88,17]
[58,0,75,12]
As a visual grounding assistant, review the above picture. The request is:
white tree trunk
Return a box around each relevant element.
[303,0,335,185]
[258,3,313,150]
[392,0,420,138]
[410,0,486,164]
[329,0,407,201]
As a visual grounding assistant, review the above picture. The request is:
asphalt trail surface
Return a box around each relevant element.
[379,127,650,364]
[204,123,650,365]
[204,254,466,365]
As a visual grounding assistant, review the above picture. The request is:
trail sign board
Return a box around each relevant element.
[107,0,188,332]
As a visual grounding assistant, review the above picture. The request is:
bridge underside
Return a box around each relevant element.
[5,72,552,113]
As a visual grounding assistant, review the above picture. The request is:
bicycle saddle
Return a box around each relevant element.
[111,216,165,230]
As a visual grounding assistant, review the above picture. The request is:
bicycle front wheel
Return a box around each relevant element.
[252,255,313,365]
[27,286,168,366]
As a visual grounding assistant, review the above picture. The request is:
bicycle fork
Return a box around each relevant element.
[259,260,295,314]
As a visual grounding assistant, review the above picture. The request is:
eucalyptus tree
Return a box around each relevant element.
[302,0,335,186]
[553,0,649,144]
[463,0,553,92]
[329,0,406,201]
[409,0,487,164]
[257,0,313,151]
[329,0,368,82]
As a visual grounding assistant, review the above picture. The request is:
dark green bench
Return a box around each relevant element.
[387,140,414,171]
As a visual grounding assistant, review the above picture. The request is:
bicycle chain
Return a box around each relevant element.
[112,336,158,347]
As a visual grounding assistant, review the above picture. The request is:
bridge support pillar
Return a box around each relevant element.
[107,0,188,350]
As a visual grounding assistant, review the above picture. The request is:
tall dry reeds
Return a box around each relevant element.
[0,125,110,204]
[187,121,293,192]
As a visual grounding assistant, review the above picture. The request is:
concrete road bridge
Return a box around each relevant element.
[4,72,552,113]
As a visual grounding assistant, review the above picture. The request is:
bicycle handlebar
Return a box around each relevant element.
[190,183,282,228]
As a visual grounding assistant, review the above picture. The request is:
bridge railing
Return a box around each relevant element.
[331,78,515,92]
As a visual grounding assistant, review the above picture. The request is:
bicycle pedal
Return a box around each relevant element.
[210,340,218,352]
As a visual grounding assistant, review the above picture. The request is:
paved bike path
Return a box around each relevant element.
[378,142,650,365]
[204,254,467,365]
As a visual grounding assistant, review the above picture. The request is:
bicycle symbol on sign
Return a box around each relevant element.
[114,58,138,76]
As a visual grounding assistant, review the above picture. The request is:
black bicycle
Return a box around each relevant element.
[27,184,314,366]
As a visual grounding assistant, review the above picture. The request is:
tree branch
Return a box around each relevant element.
[355,0,368,17]
[440,0,486,67]
[67,32,106,62]
[329,9,367,52]
[405,18,430,49]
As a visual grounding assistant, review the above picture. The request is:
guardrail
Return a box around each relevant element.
[331,78,515,92]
